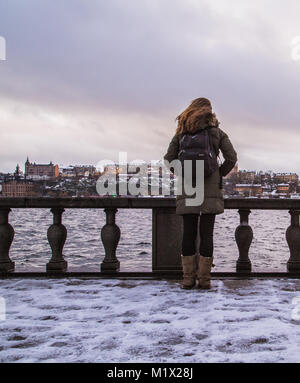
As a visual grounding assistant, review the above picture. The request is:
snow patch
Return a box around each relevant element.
[0,278,300,362]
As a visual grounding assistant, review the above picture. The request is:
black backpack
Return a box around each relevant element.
[178,129,218,179]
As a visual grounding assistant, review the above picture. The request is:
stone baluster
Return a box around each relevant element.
[46,208,67,272]
[286,210,300,272]
[235,209,253,272]
[0,208,15,273]
[101,208,120,272]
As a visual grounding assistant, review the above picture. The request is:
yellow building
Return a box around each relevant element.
[276,184,290,193]
[234,184,262,196]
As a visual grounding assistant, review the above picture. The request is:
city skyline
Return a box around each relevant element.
[2,155,299,199]
[1,155,300,179]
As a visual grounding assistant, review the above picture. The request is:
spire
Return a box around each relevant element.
[25,156,30,164]
[14,164,21,180]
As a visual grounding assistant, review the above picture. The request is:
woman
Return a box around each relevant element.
[164,98,237,290]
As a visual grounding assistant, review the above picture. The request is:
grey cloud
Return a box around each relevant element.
[0,0,300,172]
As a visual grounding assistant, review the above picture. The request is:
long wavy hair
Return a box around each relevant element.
[175,97,219,135]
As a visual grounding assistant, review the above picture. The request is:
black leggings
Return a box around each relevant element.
[182,214,216,257]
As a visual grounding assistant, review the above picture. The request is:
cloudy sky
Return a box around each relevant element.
[0,0,300,174]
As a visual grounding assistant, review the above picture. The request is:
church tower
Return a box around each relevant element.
[14,164,21,180]
[25,156,30,178]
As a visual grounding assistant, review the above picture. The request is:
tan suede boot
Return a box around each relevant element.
[197,256,214,289]
[181,255,196,289]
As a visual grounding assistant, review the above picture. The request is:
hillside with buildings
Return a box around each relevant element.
[1,159,300,199]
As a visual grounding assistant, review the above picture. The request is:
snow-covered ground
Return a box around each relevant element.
[1,278,300,363]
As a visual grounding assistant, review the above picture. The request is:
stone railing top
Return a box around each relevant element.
[0,197,300,210]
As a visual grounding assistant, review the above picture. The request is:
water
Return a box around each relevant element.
[8,209,291,272]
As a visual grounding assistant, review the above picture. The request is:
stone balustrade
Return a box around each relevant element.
[0,197,300,277]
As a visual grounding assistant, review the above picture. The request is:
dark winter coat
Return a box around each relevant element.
[164,125,237,215]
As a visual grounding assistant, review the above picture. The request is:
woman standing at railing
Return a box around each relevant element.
[164,98,237,290]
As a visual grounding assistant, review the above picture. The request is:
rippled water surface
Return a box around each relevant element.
[9,209,290,272]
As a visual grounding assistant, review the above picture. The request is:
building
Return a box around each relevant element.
[60,166,77,178]
[234,184,262,197]
[73,165,96,177]
[25,157,59,180]
[2,180,36,197]
[237,170,256,183]
[274,173,299,183]
[1,164,36,197]
[60,165,96,178]
[103,163,141,176]
[260,172,272,183]
[276,183,290,193]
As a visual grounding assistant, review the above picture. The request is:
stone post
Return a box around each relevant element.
[0,208,15,273]
[101,208,120,272]
[286,210,300,272]
[235,209,252,272]
[46,207,68,272]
